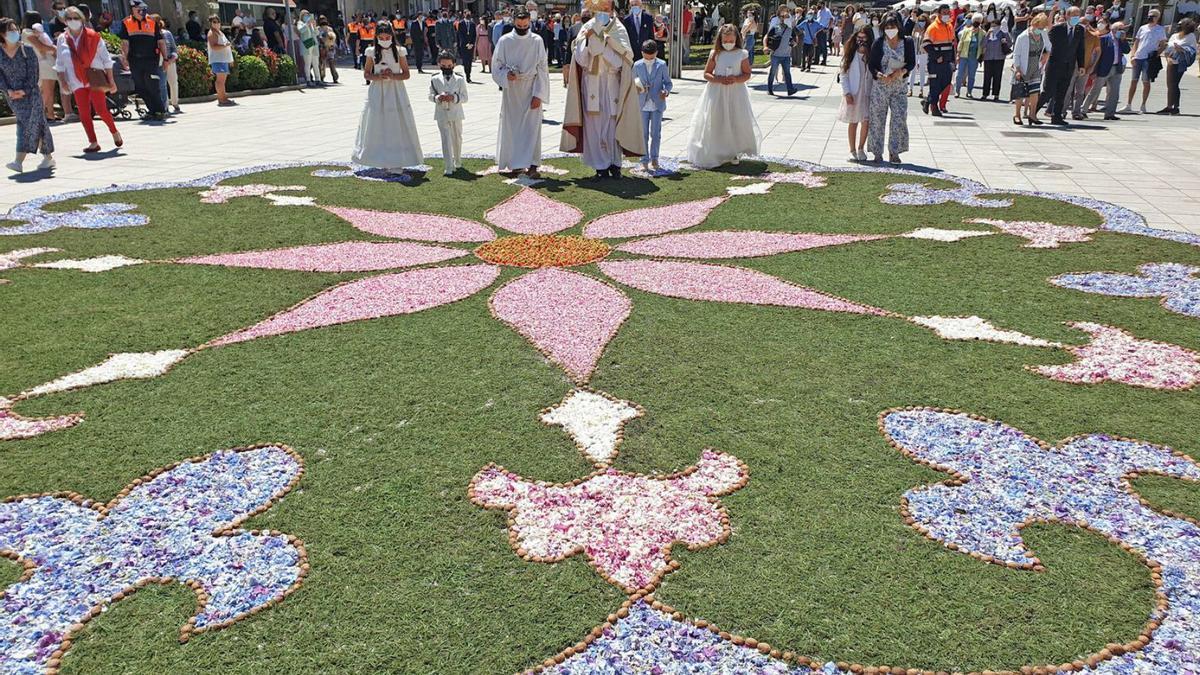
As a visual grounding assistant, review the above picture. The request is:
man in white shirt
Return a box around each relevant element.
[815,2,833,65]
[1119,9,1166,113]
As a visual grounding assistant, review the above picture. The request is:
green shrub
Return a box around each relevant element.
[226,57,244,92]
[274,55,297,87]
[176,46,214,98]
[253,47,279,76]
[0,95,10,118]
[99,30,122,55]
[236,55,271,90]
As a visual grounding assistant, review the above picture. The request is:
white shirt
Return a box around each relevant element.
[53,31,114,94]
[1133,23,1166,60]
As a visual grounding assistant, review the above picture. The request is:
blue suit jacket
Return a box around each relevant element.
[1095,33,1126,77]
[633,58,673,113]
[623,11,656,50]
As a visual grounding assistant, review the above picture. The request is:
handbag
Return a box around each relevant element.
[1011,79,1028,98]
[86,67,109,90]
[766,25,782,51]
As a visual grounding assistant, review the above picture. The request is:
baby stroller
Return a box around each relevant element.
[106,63,141,120]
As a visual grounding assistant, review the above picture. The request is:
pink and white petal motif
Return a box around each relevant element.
[208,264,500,347]
[198,184,306,204]
[1030,322,1200,390]
[0,398,82,441]
[178,241,468,273]
[965,218,1097,249]
[731,170,828,188]
[617,231,887,259]
[583,197,727,239]
[470,449,748,592]
[484,189,584,235]
[489,269,631,383]
[323,207,497,243]
[599,260,893,317]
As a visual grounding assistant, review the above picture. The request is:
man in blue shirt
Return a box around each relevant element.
[797,10,820,72]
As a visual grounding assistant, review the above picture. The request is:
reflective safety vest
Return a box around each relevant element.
[348,21,360,37]
[393,19,405,30]
[122,15,157,37]
[359,22,375,40]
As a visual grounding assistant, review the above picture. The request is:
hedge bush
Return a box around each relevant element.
[236,55,271,90]
[99,31,122,55]
[253,47,279,77]
[274,55,297,87]
[177,46,214,98]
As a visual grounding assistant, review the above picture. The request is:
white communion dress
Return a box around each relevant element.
[687,48,761,169]
[352,45,424,170]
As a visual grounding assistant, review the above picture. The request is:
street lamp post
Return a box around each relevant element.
[669,0,683,78]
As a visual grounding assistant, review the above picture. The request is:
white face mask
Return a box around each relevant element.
[722,41,735,49]
[884,27,898,38]
[377,38,392,47]
[67,19,83,31]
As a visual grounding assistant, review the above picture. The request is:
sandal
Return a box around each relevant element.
[113,132,124,148]
[1013,115,1023,125]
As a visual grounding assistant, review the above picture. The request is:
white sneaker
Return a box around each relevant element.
[855,149,867,161]
[4,160,21,173]
[37,155,55,170]
[1117,106,1135,114]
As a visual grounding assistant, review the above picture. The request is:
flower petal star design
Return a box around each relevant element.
[0,445,306,674]
[197,184,307,204]
[1028,322,1200,390]
[1051,262,1200,319]
[539,389,643,466]
[179,189,892,384]
[469,449,748,593]
[0,204,147,237]
[880,408,1200,673]
[964,217,1096,248]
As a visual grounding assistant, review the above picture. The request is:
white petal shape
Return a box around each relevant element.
[584,197,728,239]
[901,228,995,242]
[541,389,643,466]
[726,183,774,196]
[485,189,583,234]
[1,247,59,271]
[22,350,192,399]
[33,255,146,272]
[489,268,632,382]
[910,316,1063,347]
[263,194,317,206]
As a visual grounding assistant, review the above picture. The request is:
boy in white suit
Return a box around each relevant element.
[429,50,469,175]
[632,40,672,171]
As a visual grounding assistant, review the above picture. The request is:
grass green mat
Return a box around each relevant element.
[2,158,1199,673]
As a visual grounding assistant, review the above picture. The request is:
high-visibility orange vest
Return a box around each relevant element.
[348,21,360,36]
[359,22,375,40]
[122,15,157,37]
[393,18,405,30]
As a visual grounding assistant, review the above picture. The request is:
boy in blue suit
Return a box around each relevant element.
[632,40,673,172]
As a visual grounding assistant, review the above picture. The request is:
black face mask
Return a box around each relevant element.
[514,26,529,35]
[441,67,454,77]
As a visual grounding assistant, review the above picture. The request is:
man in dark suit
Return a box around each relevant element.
[622,0,655,50]
[455,11,476,82]
[1041,7,1086,124]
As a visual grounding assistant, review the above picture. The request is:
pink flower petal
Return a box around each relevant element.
[599,260,892,317]
[617,231,886,259]
[484,189,583,235]
[209,264,500,347]
[179,241,467,273]
[965,218,1096,249]
[323,207,496,242]
[1029,322,1200,390]
[583,197,727,239]
[489,269,631,382]
[0,407,82,440]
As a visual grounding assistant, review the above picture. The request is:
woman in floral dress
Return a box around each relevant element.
[1,16,54,173]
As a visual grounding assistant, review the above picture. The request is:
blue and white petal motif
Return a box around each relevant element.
[881,408,1200,673]
[0,446,305,674]
[1051,262,1200,319]
[880,182,1013,209]
[0,204,148,237]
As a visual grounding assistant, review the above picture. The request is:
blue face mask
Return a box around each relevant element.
[4,30,20,44]
[1069,16,1080,26]
[595,11,610,26]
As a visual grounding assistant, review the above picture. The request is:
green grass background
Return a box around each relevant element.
[2,159,1199,673]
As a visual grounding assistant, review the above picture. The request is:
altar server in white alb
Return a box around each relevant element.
[560,0,645,179]
[491,9,549,178]
[429,49,468,175]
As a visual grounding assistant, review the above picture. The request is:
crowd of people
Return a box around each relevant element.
[2,0,1197,176]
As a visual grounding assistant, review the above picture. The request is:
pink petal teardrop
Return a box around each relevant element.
[617,231,887,259]
[179,241,467,273]
[324,207,496,242]
[484,189,584,234]
[584,197,727,239]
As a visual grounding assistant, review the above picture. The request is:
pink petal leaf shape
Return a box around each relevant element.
[209,264,500,347]
[583,197,727,239]
[965,218,1096,249]
[617,231,887,259]
[489,269,631,382]
[323,206,496,242]
[484,189,584,235]
[599,260,893,317]
[178,241,467,273]
[1029,322,1200,390]
[0,399,82,441]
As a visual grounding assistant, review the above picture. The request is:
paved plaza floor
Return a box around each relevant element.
[3,62,1197,233]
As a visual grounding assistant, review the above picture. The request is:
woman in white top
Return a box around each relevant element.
[20,12,58,121]
[352,22,423,171]
[688,24,760,169]
[1158,18,1196,115]
[207,15,234,106]
[52,6,120,153]
[838,27,872,161]
[908,14,928,97]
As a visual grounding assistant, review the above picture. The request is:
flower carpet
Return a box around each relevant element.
[1,156,1199,674]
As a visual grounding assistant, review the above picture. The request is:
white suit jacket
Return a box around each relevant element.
[428,71,468,122]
